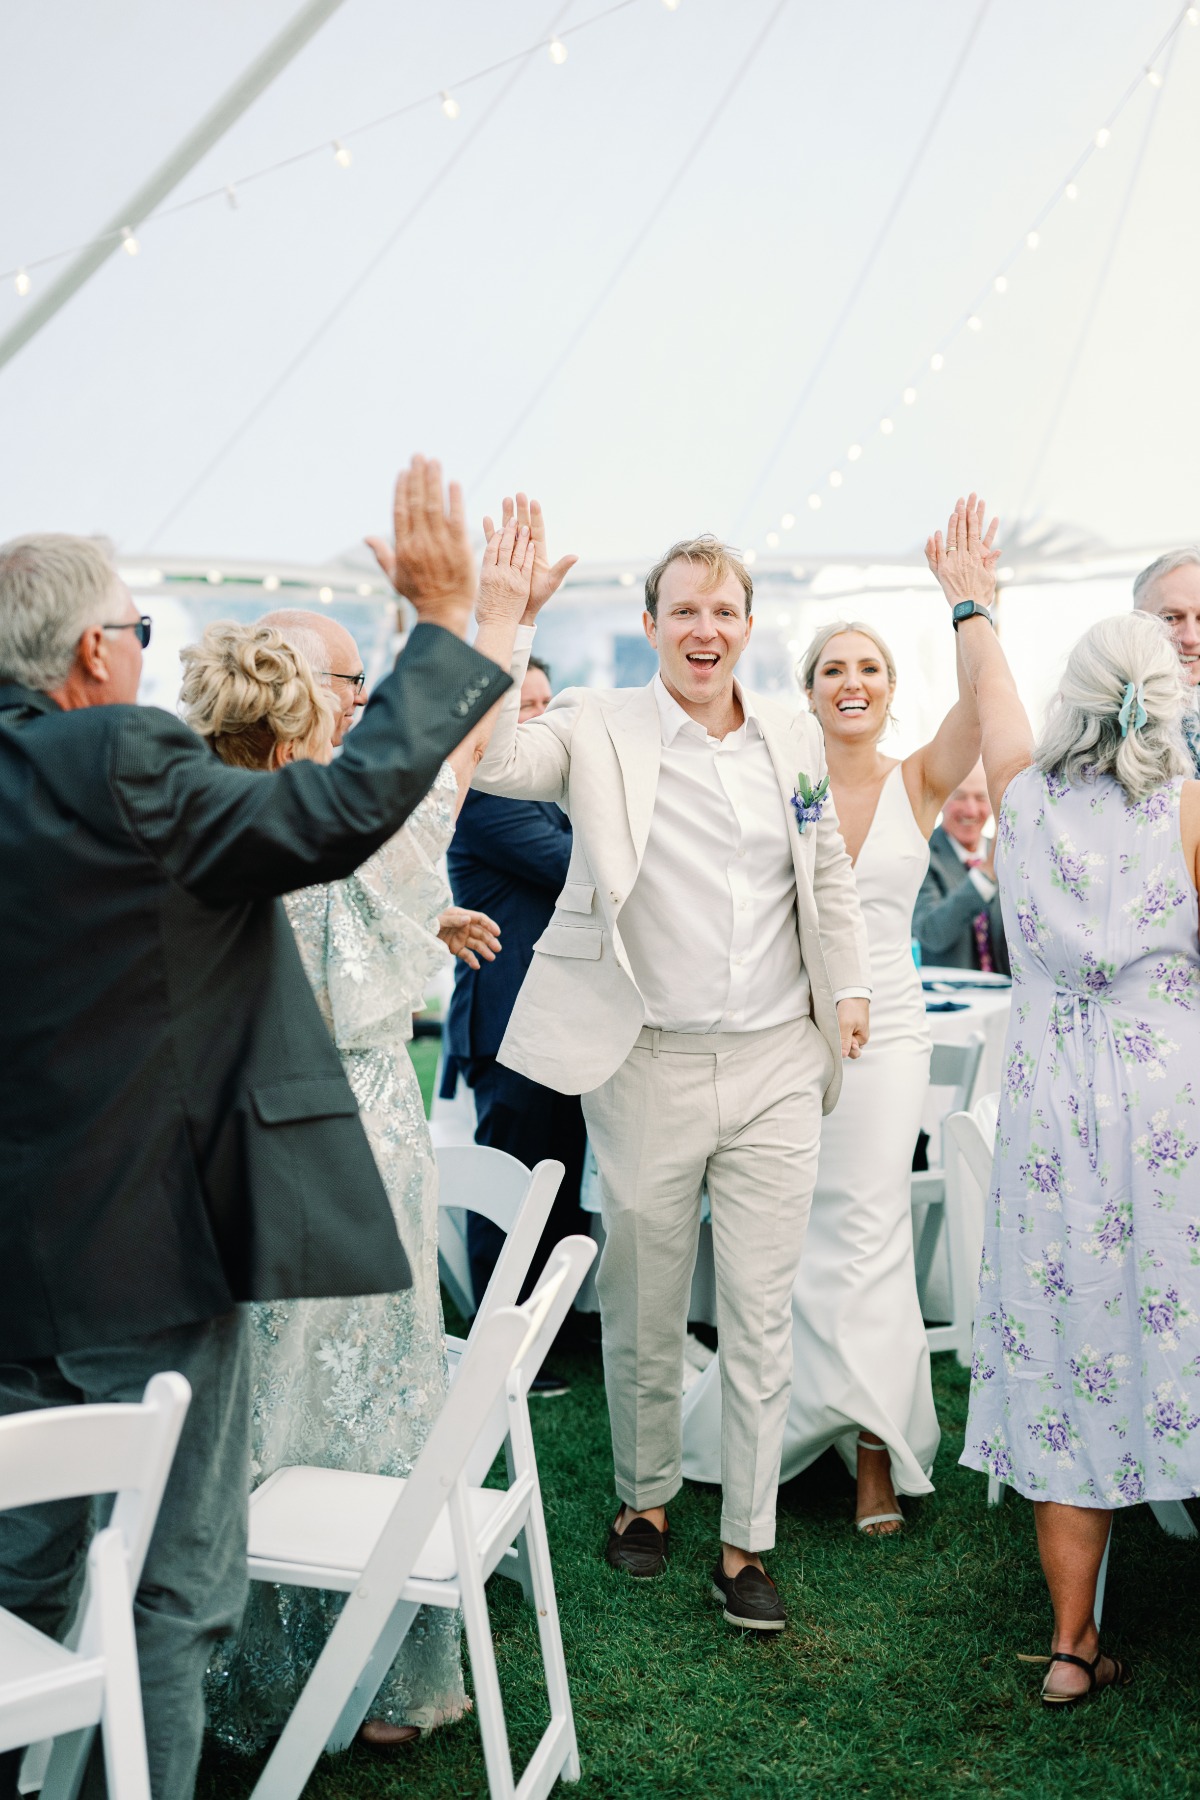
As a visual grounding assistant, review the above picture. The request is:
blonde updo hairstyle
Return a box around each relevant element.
[179,621,336,770]
[1035,611,1189,804]
[799,619,899,741]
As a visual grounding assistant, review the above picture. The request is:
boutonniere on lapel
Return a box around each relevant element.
[790,771,829,835]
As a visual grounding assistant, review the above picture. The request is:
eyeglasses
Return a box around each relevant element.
[319,669,366,696]
[103,616,152,648]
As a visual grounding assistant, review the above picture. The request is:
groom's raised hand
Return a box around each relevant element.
[837,997,870,1060]
[365,455,476,638]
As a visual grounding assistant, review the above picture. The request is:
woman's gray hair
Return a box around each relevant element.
[1034,611,1190,803]
[0,533,119,691]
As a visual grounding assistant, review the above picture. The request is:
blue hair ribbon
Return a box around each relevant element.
[1117,680,1147,738]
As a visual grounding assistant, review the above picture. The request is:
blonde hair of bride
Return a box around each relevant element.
[179,621,336,769]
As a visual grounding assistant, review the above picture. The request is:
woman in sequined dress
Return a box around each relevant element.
[186,506,562,1751]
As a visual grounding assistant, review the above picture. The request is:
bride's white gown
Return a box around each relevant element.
[682,763,940,1498]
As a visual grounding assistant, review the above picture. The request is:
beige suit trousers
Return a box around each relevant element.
[582,1014,832,1552]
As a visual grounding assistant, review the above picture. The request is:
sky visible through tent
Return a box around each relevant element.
[1,0,1197,571]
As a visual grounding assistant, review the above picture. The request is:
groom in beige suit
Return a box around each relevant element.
[473,527,870,1630]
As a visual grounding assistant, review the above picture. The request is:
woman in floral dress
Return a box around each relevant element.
[935,499,1200,1705]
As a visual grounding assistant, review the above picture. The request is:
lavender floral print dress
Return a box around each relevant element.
[962,767,1200,1507]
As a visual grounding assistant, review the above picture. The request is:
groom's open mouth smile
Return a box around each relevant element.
[686,653,720,669]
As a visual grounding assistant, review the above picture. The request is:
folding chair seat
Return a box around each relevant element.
[912,1034,985,1357]
[244,1235,597,1800]
[0,1371,191,1800]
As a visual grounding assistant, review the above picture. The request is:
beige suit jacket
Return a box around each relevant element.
[471,643,871,1106]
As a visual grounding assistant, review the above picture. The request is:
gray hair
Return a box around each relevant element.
[1133,546,1200,608]
[0,533,120,690]
[271,623,328,684]
[1034,611,1190,803]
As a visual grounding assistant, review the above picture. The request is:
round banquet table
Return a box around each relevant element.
[573,971,1014,1325]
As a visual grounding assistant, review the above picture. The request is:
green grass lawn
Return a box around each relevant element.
[197,1044,1200,1798]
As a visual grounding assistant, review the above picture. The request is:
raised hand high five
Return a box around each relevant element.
[925,493,1001,609]
[483,492,577,625]
[476,511,535,625]
[365,455,476,637]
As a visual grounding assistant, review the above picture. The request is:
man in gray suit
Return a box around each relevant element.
[1133,546,1200,774]
[913,760,1009,975]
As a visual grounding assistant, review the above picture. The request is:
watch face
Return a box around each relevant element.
[953,601,973,619]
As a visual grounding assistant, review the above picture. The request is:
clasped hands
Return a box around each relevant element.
[365,453,576,635]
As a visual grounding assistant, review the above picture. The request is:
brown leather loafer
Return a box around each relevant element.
[711,1556,786,1631]
[604,1510,669,1578]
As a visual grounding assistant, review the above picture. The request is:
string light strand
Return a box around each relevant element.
[2,0,642,292]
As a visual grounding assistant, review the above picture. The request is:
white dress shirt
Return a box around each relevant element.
[613,676,866,1034]
[949,832,997,902]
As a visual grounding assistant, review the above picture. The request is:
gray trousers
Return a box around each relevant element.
[0,1311,250,1800]
[583,1016,830,1552]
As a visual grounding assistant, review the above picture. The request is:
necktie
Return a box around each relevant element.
[965,857,995,974]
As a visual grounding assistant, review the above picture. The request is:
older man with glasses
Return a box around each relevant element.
[0,458,516,1800]
[260,606,367,746]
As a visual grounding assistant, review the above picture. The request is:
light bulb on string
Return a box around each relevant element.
[967,314,982,332]
[1065,182,1079,201]
[206,570,223,585]
[262,575,280,592]
[930,352,944,372]
[829,470,843,488]
[807,494,822,510]
[1188,6,1199,23]
[319,587,334,604]
[765,531,780,548]
[14,268,30,297]
[847,442,863,460]
[440,91,460,119]
[879,417,894,434]
[903,386,917,404]
[744,548,758,564]
[332,140,353,167]
[1095,127,1111,148]
[548,37,568,63]
[225,184,239,209]
[121,227,139,256]
[1026,230,1040,250]
[1146,66,1163,87]
[356,582,374,597]
[663,0,682,9]
[994,275,1008,294]
[781,511,796,530]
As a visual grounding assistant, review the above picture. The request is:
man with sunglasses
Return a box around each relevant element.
[0,457,516,1800]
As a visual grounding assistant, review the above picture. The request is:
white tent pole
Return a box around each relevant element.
[0,0,349,374]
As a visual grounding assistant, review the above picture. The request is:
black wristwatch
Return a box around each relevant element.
[952,599,993,631]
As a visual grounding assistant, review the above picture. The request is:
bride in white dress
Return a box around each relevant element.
[683,495,1000,1534]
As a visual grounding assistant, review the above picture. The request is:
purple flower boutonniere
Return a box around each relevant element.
[791,771,829,835]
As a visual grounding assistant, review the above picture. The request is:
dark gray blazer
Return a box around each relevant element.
[912,824,1010,975]
[0,623,507,1360]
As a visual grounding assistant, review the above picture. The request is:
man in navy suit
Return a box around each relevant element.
[443,656,588,1383]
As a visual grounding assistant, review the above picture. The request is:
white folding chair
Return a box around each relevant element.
[0,1371,191,1800]
[244,1235,597,1800]
[912,1034,985,1355]
[435,1145,565,1363]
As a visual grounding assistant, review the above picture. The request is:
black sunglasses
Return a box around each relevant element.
[318,668,366,696]
[104,615,152,648]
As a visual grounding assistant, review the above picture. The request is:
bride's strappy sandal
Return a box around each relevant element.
[854,1436,905,1536]
[1035,1649,1133,1709]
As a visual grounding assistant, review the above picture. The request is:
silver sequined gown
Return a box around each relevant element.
[205,765,465,1747]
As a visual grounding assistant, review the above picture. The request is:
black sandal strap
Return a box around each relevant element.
[1047,1651,1099,1689]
